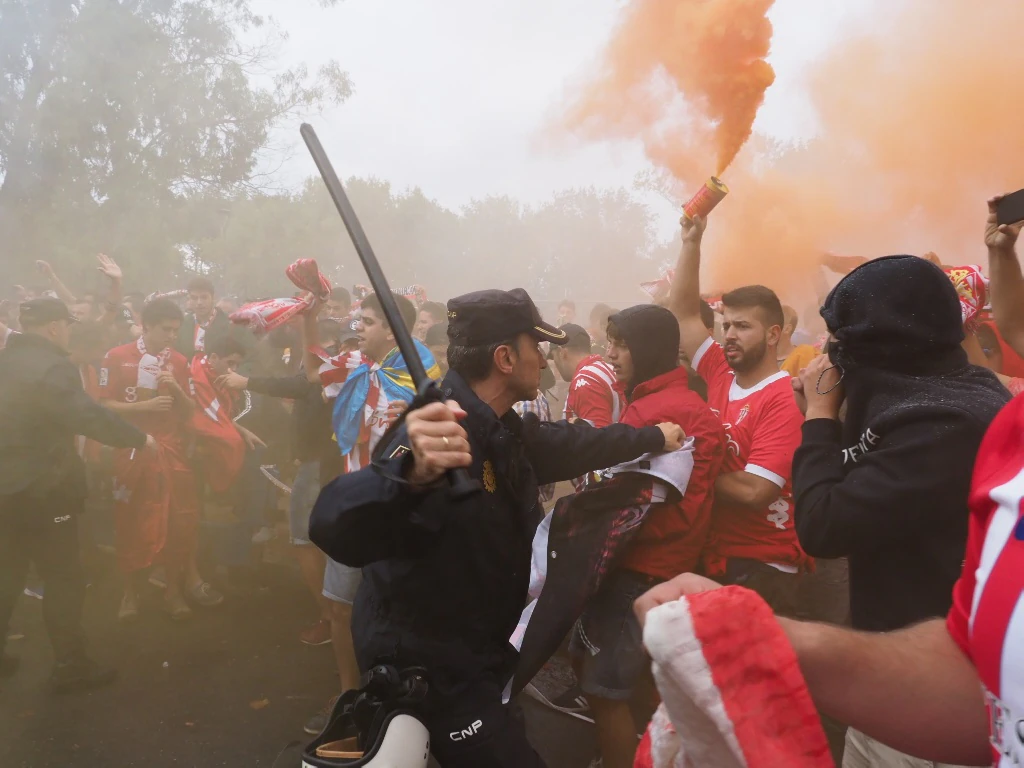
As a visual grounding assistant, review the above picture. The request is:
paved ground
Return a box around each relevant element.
[0,550,597,768]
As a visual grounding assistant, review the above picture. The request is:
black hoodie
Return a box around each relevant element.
[608,305,680,398]
[793,255,1009,631]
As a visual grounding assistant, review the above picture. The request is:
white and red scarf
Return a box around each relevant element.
[189,355,244,493]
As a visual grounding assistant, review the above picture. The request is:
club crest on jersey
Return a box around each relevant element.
[735,404,750,424]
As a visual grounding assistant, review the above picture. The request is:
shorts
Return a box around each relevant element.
[721,558,802,618]
[323,558,361,605]
[288,460,321,545]
[568,570,660,700]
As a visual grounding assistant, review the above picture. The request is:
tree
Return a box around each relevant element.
[0,0,351,286]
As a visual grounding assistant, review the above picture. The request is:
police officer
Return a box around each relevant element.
[310,288,684,767]
[0,298,153,692]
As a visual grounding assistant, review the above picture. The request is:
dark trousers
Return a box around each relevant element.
[0,489,87,664]
[721,558,802,618]
[421,683,545,768]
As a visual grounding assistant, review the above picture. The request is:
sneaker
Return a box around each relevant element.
[187,581,224,608]
[148,567,167,589]
[51,657,117,693]
[303,694,341,736]
[164,593,193,621]
[0,654,19,679]
[23,585,44,600]
[251,526,275,545]
[299,619,332,647]
[523,681,594,724]
[118,592,139,623]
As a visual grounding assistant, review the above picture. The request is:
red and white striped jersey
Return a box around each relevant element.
[947,394,1024,766]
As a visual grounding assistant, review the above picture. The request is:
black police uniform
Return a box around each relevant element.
[309,289,667,767]
[0,299,146,676]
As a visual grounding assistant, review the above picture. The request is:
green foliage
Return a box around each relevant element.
[0,0,350,284]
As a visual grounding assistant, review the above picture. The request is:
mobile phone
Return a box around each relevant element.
[996,189,1024,226]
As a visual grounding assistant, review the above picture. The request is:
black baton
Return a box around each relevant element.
[300,123,479,499]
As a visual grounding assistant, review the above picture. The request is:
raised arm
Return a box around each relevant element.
[986,195,1024,359]
[667,215,712,362]
[36,260,76,304]
[301,306,323,385]
[94,254,123,325]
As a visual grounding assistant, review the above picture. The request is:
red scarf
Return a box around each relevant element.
[189,355,244,493]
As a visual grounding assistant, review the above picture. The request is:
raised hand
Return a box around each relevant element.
[96,253,123,282]
[986,196,1024,254]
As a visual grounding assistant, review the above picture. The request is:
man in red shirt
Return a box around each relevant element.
[568,304,725,768]
[667,214,807,612]
[551,323,623,429]
[551,323,625,491]
[100,298,222,621]
[630,199,1024,768]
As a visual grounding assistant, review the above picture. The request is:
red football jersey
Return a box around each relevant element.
[563,354,624,428]
[98,337,192,442]
[947,395,1024,767]
[693,338,807,572]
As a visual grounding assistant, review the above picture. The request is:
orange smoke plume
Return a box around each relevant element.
[563,0,1024,310]
[564,0,775,178]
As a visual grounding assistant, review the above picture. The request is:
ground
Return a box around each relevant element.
[0,552,596,768]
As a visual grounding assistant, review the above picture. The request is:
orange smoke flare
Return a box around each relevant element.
[564,0,775,179]
[560,0,1024,317]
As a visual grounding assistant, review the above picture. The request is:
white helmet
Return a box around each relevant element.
[302,666,431,768]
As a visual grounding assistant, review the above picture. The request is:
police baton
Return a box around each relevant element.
[300,124,479,500]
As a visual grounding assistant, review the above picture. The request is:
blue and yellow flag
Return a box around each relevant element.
[331,340,441,457]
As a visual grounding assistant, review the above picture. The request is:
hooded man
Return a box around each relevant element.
[793,255,1010,768]
[560,305,724,768]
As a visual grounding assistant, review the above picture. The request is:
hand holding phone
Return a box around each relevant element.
[987,194,1024,254]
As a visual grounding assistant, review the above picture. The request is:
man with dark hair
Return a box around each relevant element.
[324,286,352,321]
[668,215,807,612]
[0,298,151,692]
[177,276,231,360]
[299,290,437,733]
[413,300,448,342]
[100,298,220,621]
[309,287,685,768]
[570,305,725,768]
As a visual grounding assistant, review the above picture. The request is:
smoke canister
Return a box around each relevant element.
[682,177,729,220]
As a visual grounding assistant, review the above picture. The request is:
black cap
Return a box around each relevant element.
[547,323,591,358]
[447,289,568,347]
[19,297,76,327]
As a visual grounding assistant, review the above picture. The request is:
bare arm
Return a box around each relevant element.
[782,618,989,766]
[37,260,76,304]
[667,215,712,361]
[714,470,781,508]
[635,575,990,768]
[301,307,323,385]
[103,398,172,415]
[986,195,1024,358]
[95,254,123,325]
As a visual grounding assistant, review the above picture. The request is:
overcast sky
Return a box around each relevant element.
[250,0,868,238]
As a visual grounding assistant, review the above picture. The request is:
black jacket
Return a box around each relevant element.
[246,373,335,465]
[793,256,1010,631]
[0,333,145,503]
[309,371,664,700]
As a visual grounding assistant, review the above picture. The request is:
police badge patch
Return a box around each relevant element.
[482,460,497,493]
